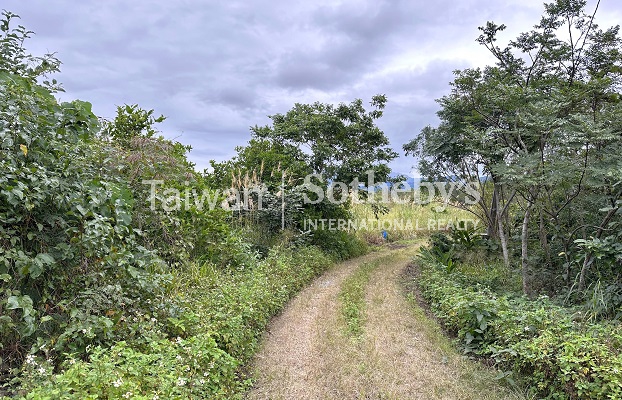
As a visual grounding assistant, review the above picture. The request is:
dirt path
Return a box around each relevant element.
[247,244,524,400]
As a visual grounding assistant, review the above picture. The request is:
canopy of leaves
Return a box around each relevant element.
[404,0,622,297]
[207,138,311,191]
[252,95,398,184]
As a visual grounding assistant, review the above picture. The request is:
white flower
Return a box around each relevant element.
[25,355,35,365]
[199,379,205,385]
[176,355,183,361]
[152,395,159,400]
[176,377,186,386]
[122,391,132,398]
[113,378,123,388]
[38,367,46,374]
[176,337,183,344]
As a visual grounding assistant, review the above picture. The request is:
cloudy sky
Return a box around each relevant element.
[4,0,620,175]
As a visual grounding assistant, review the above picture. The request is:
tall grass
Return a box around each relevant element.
[350,197,477,243]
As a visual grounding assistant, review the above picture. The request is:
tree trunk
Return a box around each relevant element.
[497,192,510,268]
[539,209,551,267]
[487,184,499,239]
[521,205,532,297]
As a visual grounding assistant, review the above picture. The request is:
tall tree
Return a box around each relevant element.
[252,95,398,185]
[207,138,311,191]
[405,0,622,296]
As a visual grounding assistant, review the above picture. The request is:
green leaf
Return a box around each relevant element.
[12,188,24,200]
[6,296,20,310]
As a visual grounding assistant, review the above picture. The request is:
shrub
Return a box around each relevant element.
[308,229,368,261]
[18,336,239,399]
[415,257,622,399]
[10,244,335,398]
[0,47,171,374]
[174,245,333,361]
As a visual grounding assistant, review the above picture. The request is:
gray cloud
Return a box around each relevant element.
[3,0,619,174]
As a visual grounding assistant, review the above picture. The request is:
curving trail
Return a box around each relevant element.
[247,244,524,400]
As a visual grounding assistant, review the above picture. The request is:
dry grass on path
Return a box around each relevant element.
[247,244,526,400]
[247,250,389,399]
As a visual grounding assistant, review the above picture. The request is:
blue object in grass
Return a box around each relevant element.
[382,230,388,240]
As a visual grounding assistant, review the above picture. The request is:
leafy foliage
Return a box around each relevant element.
[207,138,311,191]
[0,11,61,91]
[417,227,489,273]
[18,337,239,400]
[12,245,334,399]
[405,0,622,298]
[0,11,374,398]
[0,29,171,377]
[416,257,622,399]
[102,104,166,146]
[252,95,398,184]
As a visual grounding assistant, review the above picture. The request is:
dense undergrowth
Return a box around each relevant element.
[17,245,350,399]
[415,231,622,399]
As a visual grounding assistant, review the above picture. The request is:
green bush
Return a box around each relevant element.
[309,229,368,261]
[416,258,622,399]
[508,327,622,399]
[11,245,334,398]
[175,245,333,362]
[18,336,239,399]
[0,23,172,374]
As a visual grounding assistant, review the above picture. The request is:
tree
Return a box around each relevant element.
[207,138,311,191]
[252,95,398,185]
[102,104,166,146]
[405,0,622,297]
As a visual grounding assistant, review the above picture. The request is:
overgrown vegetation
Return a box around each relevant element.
[405,0,622,300]
[3,0,622,397]
[20,246,334,399]
[0,11,375,398]
[416,258,622,399]
[409,1,622,397]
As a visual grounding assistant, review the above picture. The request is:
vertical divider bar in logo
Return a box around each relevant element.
[281,172,285,231]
